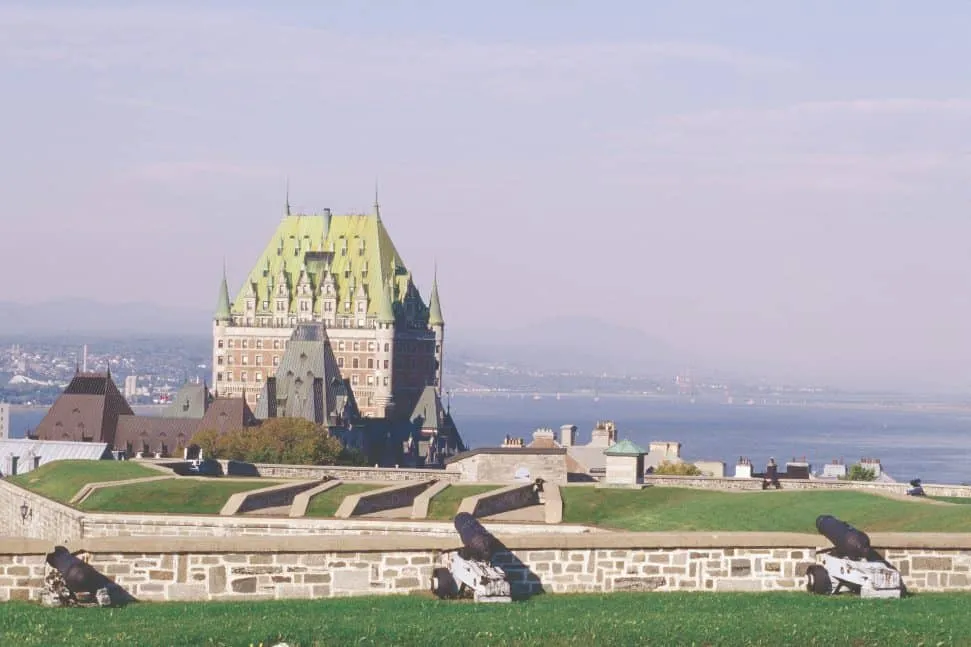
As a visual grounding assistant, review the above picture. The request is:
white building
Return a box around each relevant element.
[0,402,8,439]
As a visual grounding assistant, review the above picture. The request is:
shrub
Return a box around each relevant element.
[653,460,702,476]
[842,464,878,482]
[192,418,345,465]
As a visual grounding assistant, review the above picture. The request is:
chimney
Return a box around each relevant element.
[559,424,577,447]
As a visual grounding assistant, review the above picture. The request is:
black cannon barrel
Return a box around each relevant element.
[816,515,871,560]
[46,546,113,596]
[454,512,499,561]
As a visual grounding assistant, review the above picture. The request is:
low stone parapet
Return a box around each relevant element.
[70,475,175,505]
[5,532,971,602]
[459,482,543,520]
[220,480,323,516]
[335,481,437,518]
[289,480,342,518]
[410,480,450,519]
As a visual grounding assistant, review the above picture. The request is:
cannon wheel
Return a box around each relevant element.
[806,564,832,595]
[430,567,456,599]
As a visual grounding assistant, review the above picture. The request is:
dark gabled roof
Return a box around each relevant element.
[33,372,133,445]
[161,382,212,419]
[198,397,258,434]
[115,415,201,453]
[410,385,446,430]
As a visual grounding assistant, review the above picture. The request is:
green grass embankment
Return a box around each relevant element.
[561,487,971,532]
[7,460,161,503]
[304,483,384,517]
[1,593,969,646]
[78,479,281,514]
[426,484,501,520]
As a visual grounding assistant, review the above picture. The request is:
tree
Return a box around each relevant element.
[843,464,878,482]
[192,418,345,465]
[653,460,702,476]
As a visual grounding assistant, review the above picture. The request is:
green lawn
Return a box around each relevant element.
[7,460,161,503]
[426,484,501,520]
[78,479,280,514]
[304,483,383,517]
[561,487,971,532]
[1,593,969,646]
[930,496,971,505]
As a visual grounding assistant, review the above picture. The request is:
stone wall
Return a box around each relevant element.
[4,533,971,602]
[640,475,971,497]
[445,450,568,485]
[217,461,461,483]
[0,480,84,543]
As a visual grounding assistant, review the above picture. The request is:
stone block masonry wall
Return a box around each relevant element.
[216,461,461,483]
[0,480,84,543]
[3,534,971,602]
[640,475,971,498]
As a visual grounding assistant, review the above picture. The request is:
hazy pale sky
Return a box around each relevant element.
[1,1,969,390]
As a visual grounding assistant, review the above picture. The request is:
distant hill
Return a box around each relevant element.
[0,299,211,337]
[449,316,685,377]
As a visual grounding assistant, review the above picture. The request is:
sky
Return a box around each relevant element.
[0,1,969,391]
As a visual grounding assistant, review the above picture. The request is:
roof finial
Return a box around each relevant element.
[374,179,381,221]
[285,176,291,218]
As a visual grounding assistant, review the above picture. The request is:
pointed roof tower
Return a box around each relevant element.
[215,262,232,322]
[377,280,396,324]
[428,266,444,327]
[373,180,381,222]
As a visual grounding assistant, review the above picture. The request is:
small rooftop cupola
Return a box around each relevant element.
[215,264,232,323]
[428,267,444,327]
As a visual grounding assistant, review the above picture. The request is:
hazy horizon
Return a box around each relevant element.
[2,2,969,393]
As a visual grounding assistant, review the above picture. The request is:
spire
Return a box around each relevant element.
[284,177,291,218]
[428,264,444,327]
[215,261,232,322]
[373,180,381,221]
[377,280,395,324]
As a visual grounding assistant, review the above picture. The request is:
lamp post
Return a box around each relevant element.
[20,500,32,523]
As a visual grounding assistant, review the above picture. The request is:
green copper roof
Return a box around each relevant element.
[215,270,232,321]
[230,212,428,318]
[604,439,647,456]
[377,280,395,324]
[428,275,444,326]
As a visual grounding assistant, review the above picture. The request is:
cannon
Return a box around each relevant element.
[806,515,901,599]
[907,479,925,496]
[430,513,511,603]
[44,546,117,607]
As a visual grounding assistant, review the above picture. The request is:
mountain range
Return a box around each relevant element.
[0,300,682,377]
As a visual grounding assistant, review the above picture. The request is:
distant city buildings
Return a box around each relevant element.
[123,375,138,399]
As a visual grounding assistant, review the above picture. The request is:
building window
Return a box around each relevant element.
[338,357,344,368]
[241,339,248,349]
[227,372,234,381]
[357,302,365,313]
[383,376,389,386]
[367,358,374,369]
[256,340,263,349]
[325,301,333,312]
[256,355,263,366]
[383,359,389,370]
[242,355,249,365]
[241,371,248,381]
[217,372,223,381]
[227,339,234,349]
[338,340,345,351]
[383,343,389,352]
[273,356,280,367]
[436,344,441,354]
[227,356,235,365]
[351,375,358,385]
[368,342,375,352]
[217,340,224,349]
[273,340,280,350]
[353,341,359,351]
[352,358,359,369]
[277,300,286,312]
[300,301,309,312]
[367,375,374,386]
[262,300,269,309]
[256,372,263,382]
[217,356,224,365]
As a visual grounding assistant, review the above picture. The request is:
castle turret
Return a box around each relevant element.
[428,270,445,390]
[374,280,396,415]
[214,267,232,324]
[212,267,232,389]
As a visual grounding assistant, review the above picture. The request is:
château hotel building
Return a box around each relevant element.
[212,198,444,420]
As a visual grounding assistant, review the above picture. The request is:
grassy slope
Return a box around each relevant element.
[77,479,279,514]
[561,487,971,532]
[7,460,161,503]
[304,483,383,517]
[931,496,971,505]
[1,593,968,646]
[426,484,501,520]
